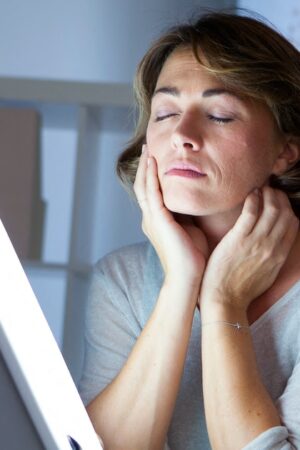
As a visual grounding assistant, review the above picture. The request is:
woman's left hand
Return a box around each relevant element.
[199,186,299,311]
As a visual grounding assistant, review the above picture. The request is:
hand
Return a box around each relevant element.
[133,145,208,283]
[199,186,299,311]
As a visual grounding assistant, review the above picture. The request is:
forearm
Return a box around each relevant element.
[87,277,198,450]
[201,303,281,450]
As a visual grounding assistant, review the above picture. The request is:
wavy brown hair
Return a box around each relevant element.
[116,11,300,216]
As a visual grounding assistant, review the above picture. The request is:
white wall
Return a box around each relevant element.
[0,0,234,82]
[0,0,237,266]
[237,0,300,49]
[0,0,235,369]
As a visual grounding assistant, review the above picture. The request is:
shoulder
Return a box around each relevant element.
[89,241,163,328]
[94,240,158,278]
[92,240,163,299]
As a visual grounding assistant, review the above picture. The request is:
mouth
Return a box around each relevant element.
[165,162,207,179]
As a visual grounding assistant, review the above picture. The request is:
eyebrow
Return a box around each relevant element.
[152,86,241,100]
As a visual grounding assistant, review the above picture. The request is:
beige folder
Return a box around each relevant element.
[0,108,44,259]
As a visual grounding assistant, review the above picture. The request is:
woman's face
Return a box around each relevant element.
[146,47,285,217]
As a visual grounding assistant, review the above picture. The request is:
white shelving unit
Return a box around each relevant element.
[0,76,134,383]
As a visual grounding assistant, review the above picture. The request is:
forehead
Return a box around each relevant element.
[153,46,279,131]
[156,46,220,90]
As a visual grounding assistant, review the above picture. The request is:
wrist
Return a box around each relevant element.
[199,286,250,313]
[165,271,202,289]
[200,302,249,324]
[162,275,201,313]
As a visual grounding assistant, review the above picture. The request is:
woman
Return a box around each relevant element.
[79,11,300,450]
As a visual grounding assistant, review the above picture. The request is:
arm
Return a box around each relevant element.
[87,276,198,450]
[199,187,299,450]
[86,148,207,450]
[201,304,281,450]
[243,353,300,450]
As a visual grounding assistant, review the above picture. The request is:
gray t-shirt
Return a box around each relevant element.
[79,241,300,449]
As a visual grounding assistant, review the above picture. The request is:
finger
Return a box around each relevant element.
[232,188,261,236]
[280,215,299,254]
[252,189,298,273]
[269,190,299,246]
[133,144,148,206]
[133,144,147,193]
[266,214,299,275]
[253,186,281,236]
[279,214,299,252]
[146,155,165,213]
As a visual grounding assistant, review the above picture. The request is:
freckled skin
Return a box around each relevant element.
[146,47,286,225]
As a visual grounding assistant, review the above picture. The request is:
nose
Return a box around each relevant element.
[171,110,203,152]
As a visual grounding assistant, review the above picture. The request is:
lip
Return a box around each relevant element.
[165,161,207,177]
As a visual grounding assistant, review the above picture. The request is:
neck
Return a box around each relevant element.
[195,204,243,252]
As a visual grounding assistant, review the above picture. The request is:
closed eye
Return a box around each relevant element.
[207,114,234,124]
[155,113,178,122]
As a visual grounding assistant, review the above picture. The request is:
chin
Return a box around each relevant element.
[161,181,216,215]
[163,190,245,218]
[163,194,210,216]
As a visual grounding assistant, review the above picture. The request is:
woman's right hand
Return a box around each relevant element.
[199,186,299,312]
[133,145,208,284]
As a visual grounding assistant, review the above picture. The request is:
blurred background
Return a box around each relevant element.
[0,0,299,385]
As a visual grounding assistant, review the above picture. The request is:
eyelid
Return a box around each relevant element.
[151,97,180,120]
[153,105,180,121]
[207,114,234,124]
[154,112,179,122]
[206,100,241,118]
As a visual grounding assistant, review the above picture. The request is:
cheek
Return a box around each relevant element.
[235,132,276,168]
[216,135,276,190]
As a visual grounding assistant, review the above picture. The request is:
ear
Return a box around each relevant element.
[272,136,300,176]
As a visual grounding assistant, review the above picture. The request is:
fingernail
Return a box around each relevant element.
[142,144,147,154]
[147,157,151,167]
